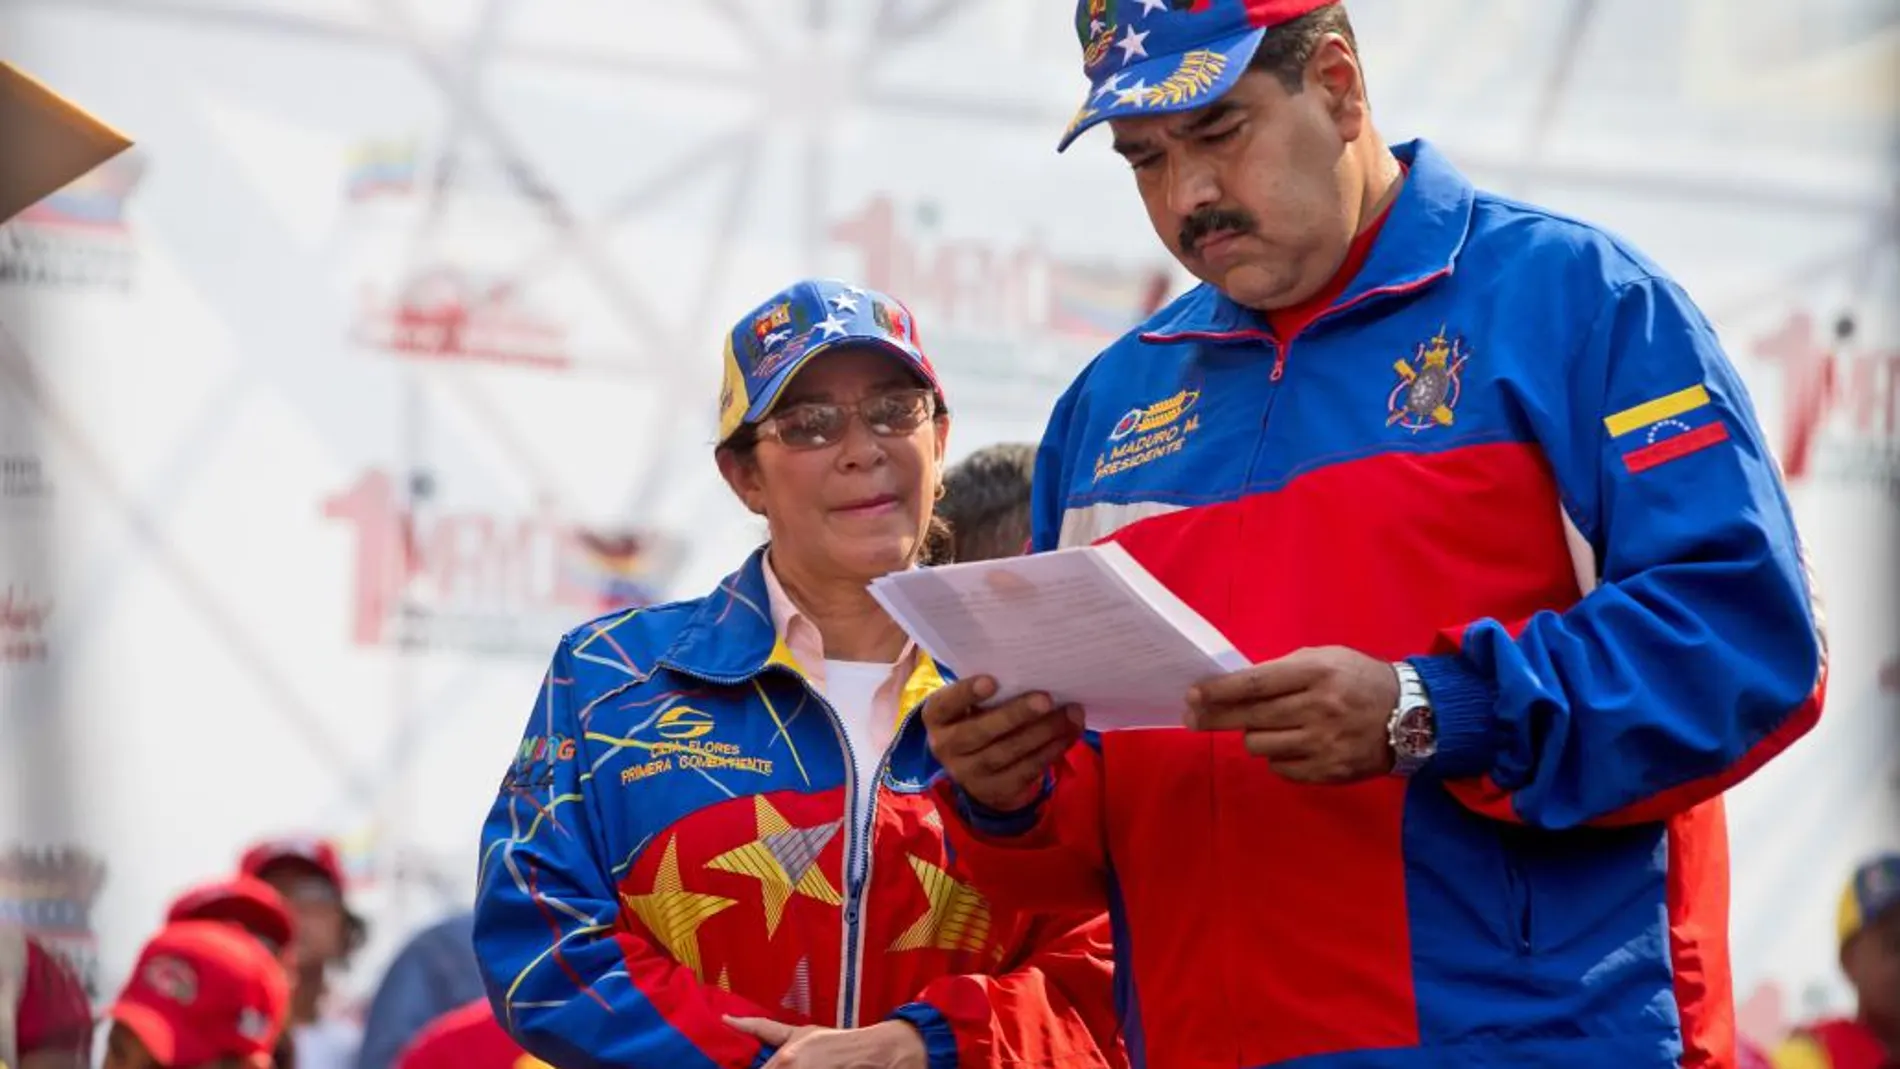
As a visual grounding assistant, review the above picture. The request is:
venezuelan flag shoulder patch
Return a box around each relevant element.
[1604,385,1731,474]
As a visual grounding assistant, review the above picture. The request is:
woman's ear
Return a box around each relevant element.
[715,447,768,516]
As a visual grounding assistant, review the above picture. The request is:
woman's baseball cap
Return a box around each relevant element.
[718,278,942,443]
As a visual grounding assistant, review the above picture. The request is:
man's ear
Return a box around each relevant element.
[1309,35,1368,141]
[715,447,768,516]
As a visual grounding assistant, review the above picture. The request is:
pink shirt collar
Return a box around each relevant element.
[760,551,919,715]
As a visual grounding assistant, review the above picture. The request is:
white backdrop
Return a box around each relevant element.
[1,0,1895,1049]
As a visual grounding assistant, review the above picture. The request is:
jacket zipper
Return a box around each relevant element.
[654,659,924,1029]
[840,696,930,1026]
[1247,336,1292,476]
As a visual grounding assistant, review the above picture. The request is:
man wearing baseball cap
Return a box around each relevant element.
[1772,855,1900,1069]
[102,921,289,1069]
[922,2,1825,1067]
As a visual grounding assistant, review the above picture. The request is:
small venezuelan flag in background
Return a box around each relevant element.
[1604,384,1731,474]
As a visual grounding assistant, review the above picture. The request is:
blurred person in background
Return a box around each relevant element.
[237,842,364,1069]
[473,278,1120,1069]
[389,999,543,1069]
[923,1,1826,1067]
[100,920,289,1069]
[937,443,1036,563]
[1772,855,1899,1069]
[0,930,92,1069]
[167,877,301,1069]
[351,912,480,1069]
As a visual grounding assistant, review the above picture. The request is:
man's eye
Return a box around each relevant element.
[1201,124,1240,144]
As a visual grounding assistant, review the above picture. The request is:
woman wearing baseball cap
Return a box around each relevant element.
[473,279,1118,1069]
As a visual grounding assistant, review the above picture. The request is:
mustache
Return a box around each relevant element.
[1179,208,1258,255]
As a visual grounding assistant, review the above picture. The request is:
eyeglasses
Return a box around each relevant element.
[755,388,937,450]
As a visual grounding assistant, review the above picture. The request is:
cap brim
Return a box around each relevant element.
[111,1001,184,1067]
[741,335,938,426]
[1056,26,1266,153]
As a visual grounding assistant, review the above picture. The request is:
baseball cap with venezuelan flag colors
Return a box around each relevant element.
[106,921,289,1068]
[1058,0,1339,151]
[1837,853,1900,948]
[717,278,941,444]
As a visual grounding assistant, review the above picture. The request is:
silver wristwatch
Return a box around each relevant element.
[1388,662,1438,778]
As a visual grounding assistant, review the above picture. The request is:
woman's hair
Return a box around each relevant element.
[716,410,954,565]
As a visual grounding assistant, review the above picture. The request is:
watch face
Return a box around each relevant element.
[1398,708,1437,758]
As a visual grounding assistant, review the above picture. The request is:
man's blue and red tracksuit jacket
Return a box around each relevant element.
[933,140,1826,1069]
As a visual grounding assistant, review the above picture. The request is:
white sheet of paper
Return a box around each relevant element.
[869,543,1250,730]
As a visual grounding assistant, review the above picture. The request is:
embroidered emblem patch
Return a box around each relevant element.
[1387,330,1469,432]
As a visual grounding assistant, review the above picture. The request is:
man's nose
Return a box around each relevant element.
[1165,154,1221,220]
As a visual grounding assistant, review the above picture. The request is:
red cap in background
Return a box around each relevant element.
[238,838,347,893]
[166,876,296,956]
[107,921,288,1069]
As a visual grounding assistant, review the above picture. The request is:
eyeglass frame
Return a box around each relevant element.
[750,387,943,451]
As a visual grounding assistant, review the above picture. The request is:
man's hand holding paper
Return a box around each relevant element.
[1184,646,1402,785]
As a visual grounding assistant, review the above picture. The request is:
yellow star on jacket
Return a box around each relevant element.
[621,835,736,979]
[889,854,992,955]
[705,795,844,936]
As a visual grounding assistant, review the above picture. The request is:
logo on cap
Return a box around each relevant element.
[753,336,810,383]
[871,302,913,342]
[752,303,795,351]
[143,956,198,1004]
[238,1006,272,1041]
[1081,0,1117,70]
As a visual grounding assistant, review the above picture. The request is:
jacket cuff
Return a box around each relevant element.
[1408,654,1498,779]
[953,775,1049,838]
[888,1002,958,1069]
[749,1046,776,1069]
